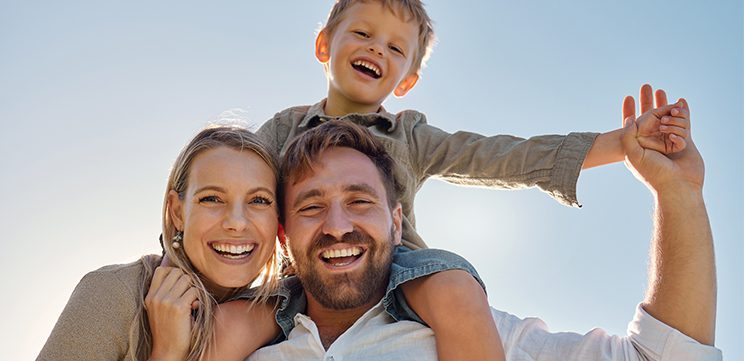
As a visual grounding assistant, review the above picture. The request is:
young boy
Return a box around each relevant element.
[214,1,690,360]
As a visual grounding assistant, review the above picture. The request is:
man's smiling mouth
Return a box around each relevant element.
[320,246,365,267]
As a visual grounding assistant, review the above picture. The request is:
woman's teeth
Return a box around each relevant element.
[211,243,254,257]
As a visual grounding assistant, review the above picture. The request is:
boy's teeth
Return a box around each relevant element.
[321,247,363,259]
[211,243,255,255]
[352,60,381,77]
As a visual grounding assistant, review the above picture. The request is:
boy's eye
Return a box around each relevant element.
[353,30,369,38]
[389,45,404,56]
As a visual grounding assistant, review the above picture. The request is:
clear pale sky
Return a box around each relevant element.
[1,1,741,359]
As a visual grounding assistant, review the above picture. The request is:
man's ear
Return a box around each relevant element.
[391,203,403,246]
[167,190,185,231]
[393,72,419,97]
[315,30,331,63]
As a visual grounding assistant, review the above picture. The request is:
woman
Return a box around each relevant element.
[38,126,283,361]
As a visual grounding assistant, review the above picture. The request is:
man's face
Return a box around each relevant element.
[283,146,402,310]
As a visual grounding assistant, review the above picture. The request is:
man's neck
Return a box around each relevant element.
[324,90,382,117]
[305,293,382,350]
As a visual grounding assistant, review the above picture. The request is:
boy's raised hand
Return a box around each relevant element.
[630,84,690,154]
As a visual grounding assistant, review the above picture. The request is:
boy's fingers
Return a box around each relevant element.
[640,84,654,114]
[669,134,688,152]
[622,96,636,122]
[660,115,689,129]
[654,89,668,107]
[659,125,689,139]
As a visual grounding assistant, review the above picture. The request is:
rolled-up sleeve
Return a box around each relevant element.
[409,118,597,208]
[495,304,722,361]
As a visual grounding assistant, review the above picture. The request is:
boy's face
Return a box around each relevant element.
[316,1,420,110]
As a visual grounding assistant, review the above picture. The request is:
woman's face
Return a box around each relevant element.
[170,146,278,291]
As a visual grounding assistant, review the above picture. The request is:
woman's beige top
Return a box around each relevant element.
[37,256,160,361]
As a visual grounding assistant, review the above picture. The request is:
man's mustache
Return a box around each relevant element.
[309,230,375,253]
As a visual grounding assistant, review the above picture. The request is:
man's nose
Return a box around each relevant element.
[321,203,353,239]
[223,203,249,232]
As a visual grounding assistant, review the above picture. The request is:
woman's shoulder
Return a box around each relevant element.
[74,255,161,307]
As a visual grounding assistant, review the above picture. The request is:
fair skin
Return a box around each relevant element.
[315,4,505,359]
[315,3,688,169]
[281,147,506,360]
[145,147,280,361]
[622,87,716,345]
[315,1,420,116]
[282,147,405,347]
[315,1,689,358]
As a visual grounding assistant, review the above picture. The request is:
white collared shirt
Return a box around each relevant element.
[248,302,722,361]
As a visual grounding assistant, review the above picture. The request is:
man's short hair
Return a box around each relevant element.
[279,120,401,219]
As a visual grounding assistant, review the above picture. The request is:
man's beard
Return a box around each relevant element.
[292,228,394,310]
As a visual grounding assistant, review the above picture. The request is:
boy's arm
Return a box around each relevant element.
[408,114,596,207]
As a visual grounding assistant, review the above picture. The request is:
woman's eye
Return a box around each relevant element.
[199,195,222,203]
[250,196,273,206]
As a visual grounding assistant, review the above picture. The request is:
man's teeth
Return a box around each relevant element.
[212,243,255,255]
[352,60,381,77]
[321,247,363,259]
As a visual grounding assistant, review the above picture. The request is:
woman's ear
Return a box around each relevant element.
[168,190,185,231]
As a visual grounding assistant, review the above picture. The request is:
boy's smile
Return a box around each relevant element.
[316,1,420,116]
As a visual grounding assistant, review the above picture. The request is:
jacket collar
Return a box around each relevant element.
[298,99,398,132]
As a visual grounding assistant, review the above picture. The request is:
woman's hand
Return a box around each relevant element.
[145,266,199,361]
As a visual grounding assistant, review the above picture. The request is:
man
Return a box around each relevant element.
[248,92,720,360]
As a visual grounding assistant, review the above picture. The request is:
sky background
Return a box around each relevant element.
[1,0,741,359]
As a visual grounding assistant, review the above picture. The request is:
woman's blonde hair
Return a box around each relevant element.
[130,125,282,360]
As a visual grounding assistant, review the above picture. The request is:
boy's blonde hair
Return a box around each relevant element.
[322,0,435,75]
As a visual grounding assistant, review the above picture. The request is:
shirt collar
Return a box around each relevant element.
[298,99,399,132]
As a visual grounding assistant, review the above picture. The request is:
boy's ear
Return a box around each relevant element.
[393,72,419,97]
[315,30,331,63]
[167,190,185,231]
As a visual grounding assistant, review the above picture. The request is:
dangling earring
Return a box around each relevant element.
[172,231,183,249]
